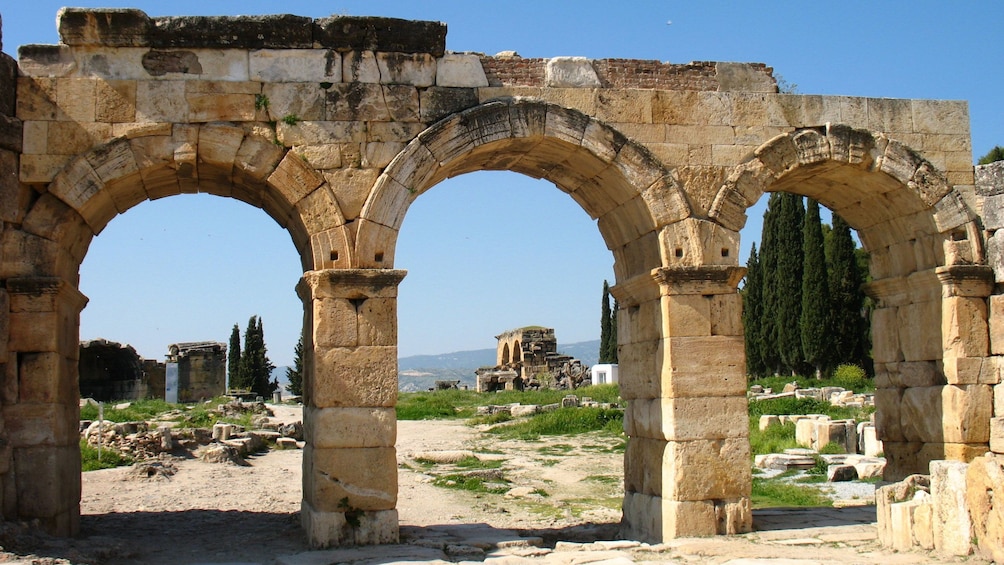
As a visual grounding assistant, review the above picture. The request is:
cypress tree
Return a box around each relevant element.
[758,194,782,375]
[228,324,242,390]
[800,199,830,378]
[775,193,804,375]
[286,335,304,397]
[827,214,866,366]
[608,300,618,363]
[239,315,277,398]
[599,281,614,363]
[742,243,766,378]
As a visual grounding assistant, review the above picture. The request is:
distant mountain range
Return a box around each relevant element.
[272,339,602,394]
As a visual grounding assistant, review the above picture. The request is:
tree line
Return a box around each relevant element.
[227,315,279,398]
[743,193,871,379]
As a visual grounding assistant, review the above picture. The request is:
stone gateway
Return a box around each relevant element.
[0,8,996,549]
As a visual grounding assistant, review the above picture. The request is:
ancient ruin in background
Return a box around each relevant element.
[0,8,1000,553]
[475,326,589,392]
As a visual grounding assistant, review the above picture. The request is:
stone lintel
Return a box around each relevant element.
[298,269,407,301]
[651,265,745,295]
[6,277,88,312]
[54,8,447,55]
[936,264,994,297]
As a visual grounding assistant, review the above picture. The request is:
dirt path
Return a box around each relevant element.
[0,406,985,564]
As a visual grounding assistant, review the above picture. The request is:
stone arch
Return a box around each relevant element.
[709,124,981,273]
[500,343,510,366]
[354,98,692,282]
[23,122,362,278]
[5,122,356,535]
[709,124,992,479]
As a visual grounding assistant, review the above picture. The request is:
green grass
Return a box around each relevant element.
[80,398,178,423]
[486,407,623,440]
[396,384,621,421]
[749,421,799,456]
[751,477,832,508]
[454,456,502,469]
[431,473,510,494]
[80,439,133,471]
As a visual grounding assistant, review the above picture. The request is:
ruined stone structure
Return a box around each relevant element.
[78,338,146,401]
[0,8,994,549]
[476,326,586,391]
[166,341,227,402]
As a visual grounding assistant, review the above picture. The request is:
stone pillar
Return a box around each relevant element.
[4,277,88,536]
[620,265,751,542]
[296,268,405,548]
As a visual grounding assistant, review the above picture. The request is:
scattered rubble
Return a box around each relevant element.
[475,396,620,418]
[749,382,875,408]
[79,397,303,470]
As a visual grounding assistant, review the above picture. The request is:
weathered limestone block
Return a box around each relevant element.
[250,49,341,82]
[663,437,750,501]
[658,218,741,269]
[267,152,325,207]
[710,293,742,336]
[913,495,936,550]
[295,184,346,235]
[662,293,711,337]
[135,80,187,122]
[311,346,397,408]
[660,336,746,398]
[897,300,942,361]
[305,406,395,449]
[313,16,446,56]
[942,295,989,360]
[262,83,326,122]
[990,296,1004,355]
[545,57,600,88]
[303,445,397,511]
[312,297,357,349]
[758,415,779,432]
[278,120,366,147]
[900,384,991,444]
[621,492,718,540]
[419,87,479,123]
[326,83,392,121]
[301,500,398,548]
[4,403,79,447]
[626,396,747,441]
[362,142,406,169]
[965,454,1004,563]
[357,297,397,347]
[13,445,80,535]
[890,499,921,551]
[616,340,658,401]
[18,352,75,404]
[991,417,1004,454]
[436,54,488,88]
[375,53,436,87]
[322,168,379,222]
[931,459,973,556]
[624,437,664,496]
[985,231,1004,283]
[858,422,884,457]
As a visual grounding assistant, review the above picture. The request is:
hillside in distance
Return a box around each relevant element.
[398,339,601,391]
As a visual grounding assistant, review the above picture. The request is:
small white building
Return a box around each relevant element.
[591,363,619,385]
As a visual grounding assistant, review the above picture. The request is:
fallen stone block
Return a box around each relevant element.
[827,464,858,482]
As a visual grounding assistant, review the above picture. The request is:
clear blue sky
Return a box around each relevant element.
[2,2,1001,364]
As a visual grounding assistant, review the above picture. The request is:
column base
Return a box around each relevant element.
[301,499,398,548]
[620,492,751,542]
